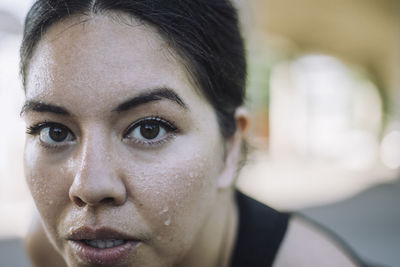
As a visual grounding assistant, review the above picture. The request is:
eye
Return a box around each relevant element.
[27,122,75,147]
[124,117,177,146]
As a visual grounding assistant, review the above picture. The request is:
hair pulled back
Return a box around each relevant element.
[20,0,246,137]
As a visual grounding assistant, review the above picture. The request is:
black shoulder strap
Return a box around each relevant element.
[229,191,290,267]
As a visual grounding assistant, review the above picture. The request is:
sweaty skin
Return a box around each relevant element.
[22,12,360,267]
[23,14,244,267]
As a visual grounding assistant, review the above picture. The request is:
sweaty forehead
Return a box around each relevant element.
[34,13,172,62]
[24,14,192,106]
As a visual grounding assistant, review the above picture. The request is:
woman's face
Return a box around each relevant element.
[23,15,234,267]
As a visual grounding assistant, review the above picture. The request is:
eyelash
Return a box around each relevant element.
[26,121,53,135]
[123,116,178,147]
[26,121,76,149]
[26,116,178,150]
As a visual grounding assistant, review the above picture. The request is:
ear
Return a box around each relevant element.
[217,107,250,189]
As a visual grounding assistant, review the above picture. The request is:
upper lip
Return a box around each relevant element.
[68,226,140,241]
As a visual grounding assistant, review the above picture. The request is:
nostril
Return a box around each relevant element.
[72,196,86,207]
[101,197,115,204]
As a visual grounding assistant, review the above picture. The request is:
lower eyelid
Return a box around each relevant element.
[37,139,75,151]
[126,132,176,147]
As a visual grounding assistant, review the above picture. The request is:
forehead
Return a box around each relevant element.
[25,14,202,112]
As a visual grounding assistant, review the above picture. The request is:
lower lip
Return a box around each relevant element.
[69,240,140,265]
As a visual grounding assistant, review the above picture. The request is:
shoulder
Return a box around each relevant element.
[273,215,363,267]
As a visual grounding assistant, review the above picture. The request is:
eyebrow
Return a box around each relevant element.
[20,101,70,116]
[20,87,188,116]
[113,87,188,112]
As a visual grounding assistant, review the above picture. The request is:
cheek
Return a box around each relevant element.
[122,141,223,245]
[24,141,71,220]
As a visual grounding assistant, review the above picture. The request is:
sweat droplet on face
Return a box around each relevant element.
[159,206,169,215]
[164,217,171,226]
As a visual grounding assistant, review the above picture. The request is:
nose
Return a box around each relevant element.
[69,132,127,208]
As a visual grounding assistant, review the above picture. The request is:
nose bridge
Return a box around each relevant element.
[78,128,109,175]
[69,126,126,207]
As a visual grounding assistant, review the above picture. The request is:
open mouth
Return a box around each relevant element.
[67,227,141,264]
[82,239,127,249]
[70,239,140,265]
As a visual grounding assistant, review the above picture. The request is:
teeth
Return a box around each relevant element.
[85,239,125,249]
[106,240,113,248]
[114,240,124,246]
[98,240,105,249]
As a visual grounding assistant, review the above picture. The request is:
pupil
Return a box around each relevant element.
[140,123,160,139]
[49,127,68,142]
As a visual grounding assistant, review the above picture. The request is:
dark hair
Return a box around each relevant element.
[20,0,246,137]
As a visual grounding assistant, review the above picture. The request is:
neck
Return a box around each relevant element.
[177,189,238,267]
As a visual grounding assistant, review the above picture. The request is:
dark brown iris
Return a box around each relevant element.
[140,123,160,139]
[49,126,68,142]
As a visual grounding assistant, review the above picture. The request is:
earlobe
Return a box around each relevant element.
[217,107,250,189]
[235,107,250,136]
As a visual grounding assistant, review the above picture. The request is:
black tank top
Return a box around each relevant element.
[229,191,290,267]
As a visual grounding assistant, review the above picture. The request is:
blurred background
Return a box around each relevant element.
[0,0,399,266]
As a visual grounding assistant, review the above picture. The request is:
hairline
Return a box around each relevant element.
[22,10,209,110]
[21,1,245,139]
